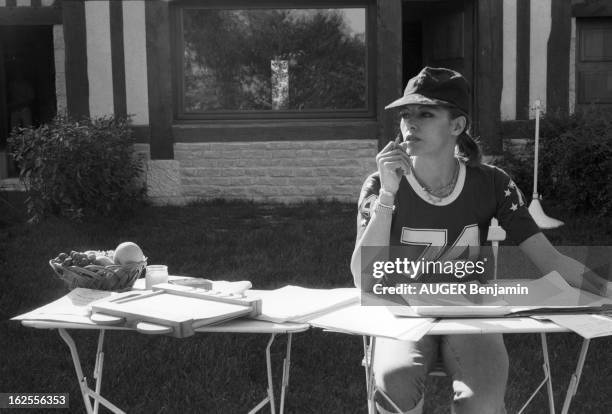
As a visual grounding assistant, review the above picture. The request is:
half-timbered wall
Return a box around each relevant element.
[1,0,609,201]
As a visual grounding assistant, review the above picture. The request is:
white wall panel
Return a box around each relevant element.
[501,0,517,120]
[529,0,552,117]
[569,17,576,114]
[123,0,149,125]
[85,0,114,117]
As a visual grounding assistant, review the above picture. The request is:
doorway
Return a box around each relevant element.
[402,0,475,123]
[0,25,56,178]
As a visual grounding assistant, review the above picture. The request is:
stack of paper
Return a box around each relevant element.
[533,314,612,339]
[248,286,359,323]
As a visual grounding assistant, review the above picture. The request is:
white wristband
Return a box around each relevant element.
[373,198,395,215]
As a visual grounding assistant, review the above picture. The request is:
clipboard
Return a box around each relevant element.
[90,283,261,338]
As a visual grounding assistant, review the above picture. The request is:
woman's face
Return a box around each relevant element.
[399,105,464,157]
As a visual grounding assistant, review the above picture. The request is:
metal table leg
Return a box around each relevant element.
[58,329,125,414]
[279,333,293,414]
[517,333,555,414]
[248,333,277,414]
[542,333,556,414]
[561,338,591,414]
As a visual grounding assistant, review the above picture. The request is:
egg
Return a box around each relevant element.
[113,242,145,265]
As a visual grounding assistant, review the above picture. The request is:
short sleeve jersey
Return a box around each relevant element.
[357,161,541,283]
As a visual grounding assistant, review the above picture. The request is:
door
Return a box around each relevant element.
[403,0,475,126]
[422,0,474,119]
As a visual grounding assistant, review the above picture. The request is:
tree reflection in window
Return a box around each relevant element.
[181,8,367,112]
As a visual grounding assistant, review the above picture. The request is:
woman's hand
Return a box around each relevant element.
[376,137,411,195]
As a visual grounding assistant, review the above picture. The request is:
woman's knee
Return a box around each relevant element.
[375,365,427,412]
[372,336,438,412]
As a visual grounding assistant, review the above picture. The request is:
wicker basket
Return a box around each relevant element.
[49,259,146,291]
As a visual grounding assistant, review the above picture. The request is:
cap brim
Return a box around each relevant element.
[384,94,451,110]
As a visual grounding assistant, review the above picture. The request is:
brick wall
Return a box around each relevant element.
[174,140,378,203]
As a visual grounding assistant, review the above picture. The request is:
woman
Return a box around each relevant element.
[350,67,611,414]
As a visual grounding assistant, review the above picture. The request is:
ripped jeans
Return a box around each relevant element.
[373,334,508,414]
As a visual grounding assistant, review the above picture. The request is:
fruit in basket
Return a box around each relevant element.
[50,247,145,291]
[95,255,114,266]
[113,242,145,265]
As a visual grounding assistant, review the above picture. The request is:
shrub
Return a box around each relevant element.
[8,115,146,222]
[495,107,612,217]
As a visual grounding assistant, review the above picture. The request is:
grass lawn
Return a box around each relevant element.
[1,200,611,413]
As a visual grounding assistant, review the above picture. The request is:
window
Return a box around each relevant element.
[577,18,612,105]
[172,1,375,120]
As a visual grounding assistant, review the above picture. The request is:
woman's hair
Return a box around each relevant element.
[447,106,482,166]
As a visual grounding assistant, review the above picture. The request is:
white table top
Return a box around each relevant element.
[427,317,568,335]
[20,318,310,334]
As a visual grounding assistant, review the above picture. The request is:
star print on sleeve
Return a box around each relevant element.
[494,167,541,244]
[505,180,525,208]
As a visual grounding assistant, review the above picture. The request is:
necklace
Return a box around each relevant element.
[411,159,460,202]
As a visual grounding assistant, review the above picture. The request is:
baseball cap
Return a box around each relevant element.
[384,67,470,115]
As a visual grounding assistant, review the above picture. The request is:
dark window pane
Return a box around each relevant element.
[578,71,612,103]
[181,8,367,112]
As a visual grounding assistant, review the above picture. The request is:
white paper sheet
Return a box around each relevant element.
[309,303,436,341]
[12,288,119,321]
[247,286,360,323]
[537,314,612,339]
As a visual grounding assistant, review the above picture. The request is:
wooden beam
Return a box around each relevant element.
[172,120,379,142]
[376,0,402,150]
[0,6,61,25]
[476,0,504,154]
[62,0,89,119]
[547,0,571,116]
[110,0,126,119]
[516,0,530,120]
[145,0,173,160]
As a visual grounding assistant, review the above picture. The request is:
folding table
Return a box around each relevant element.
[20,318,309,414]
[315,313,602,414]
[425,317,595,414]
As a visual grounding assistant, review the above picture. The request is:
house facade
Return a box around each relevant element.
[0,0,610,204]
